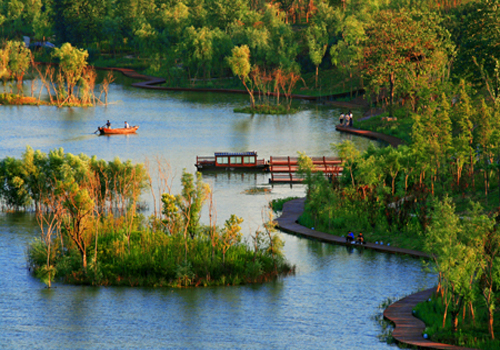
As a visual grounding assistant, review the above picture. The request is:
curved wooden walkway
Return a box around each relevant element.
[335,125,405,148]
[275,198,429,258]
[275,198,477,350]
[384,289,477,349]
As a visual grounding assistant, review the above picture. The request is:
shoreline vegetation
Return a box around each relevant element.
[0,147,294,288]
[295,84,500,349]
[1,42,116,108]
[2,0,500,348]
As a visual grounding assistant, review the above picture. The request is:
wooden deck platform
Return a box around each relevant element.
[269,156,342,184]
[275,198,476,350]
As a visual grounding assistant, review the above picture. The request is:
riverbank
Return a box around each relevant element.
[275,198,476,350]
[275,198,429,258]
[98,66,363,102]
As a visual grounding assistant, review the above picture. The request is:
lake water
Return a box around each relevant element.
[0,76,435,349]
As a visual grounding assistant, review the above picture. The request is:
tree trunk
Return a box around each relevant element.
[488,309,495,340]
[82,250,87,271]
[452,310,459,333]
[389,72,395,118]
[315,66,318,88]
[242,80,255,108]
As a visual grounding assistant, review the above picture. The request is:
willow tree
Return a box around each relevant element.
[227,45,255,107]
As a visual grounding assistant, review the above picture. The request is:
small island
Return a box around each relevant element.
[0,147,293,288]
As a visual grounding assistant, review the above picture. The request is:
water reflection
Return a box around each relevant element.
[0,81,434,349]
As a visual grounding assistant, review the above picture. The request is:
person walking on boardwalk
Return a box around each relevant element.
[339,113,345,126]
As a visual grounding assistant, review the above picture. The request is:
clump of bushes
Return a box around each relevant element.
[16,148,294,287]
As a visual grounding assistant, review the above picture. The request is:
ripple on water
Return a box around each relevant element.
[0,84,435,349]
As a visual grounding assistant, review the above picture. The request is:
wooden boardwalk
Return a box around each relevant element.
[384,289,477,349]
[269,156,343,184]
[276,198,477,350]
[275,198,429,258]
[335,125,405,148]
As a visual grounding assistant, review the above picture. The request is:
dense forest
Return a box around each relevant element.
[1,0,498,109]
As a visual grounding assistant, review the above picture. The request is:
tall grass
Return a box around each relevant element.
[28,224,295,287]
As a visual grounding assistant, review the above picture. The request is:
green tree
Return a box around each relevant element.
[206,0,250,29]
[177,171,210,240]
[220,214,243,264]
[383,147,401,196]
[227,45,255,107]
[361,10,452,117]
[51,43,89,101]
[52,0,107,47]
[449,0,500,96]
[452,81,475,188]
[465,204,499,340]
[330,15,365,95]
[425,197,480,332]
[6,40,31,94]
[306,22,328,87]
[332,140,360,187]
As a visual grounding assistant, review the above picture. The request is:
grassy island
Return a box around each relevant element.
[0,147,293,288]
[234,104,298,115]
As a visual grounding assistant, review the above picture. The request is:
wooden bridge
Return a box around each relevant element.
[269,156,343,183]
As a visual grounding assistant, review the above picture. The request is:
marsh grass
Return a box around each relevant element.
[242,187,271,195]
[234,104,298,115]
[29,225,295,287]
[372,297,396,345]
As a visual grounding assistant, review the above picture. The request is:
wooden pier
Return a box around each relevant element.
[269,156,343,183]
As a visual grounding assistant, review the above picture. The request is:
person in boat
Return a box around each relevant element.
[105,120,111,129]
[124,121,130,128]
[348,110,353,127]
[346,231,355,243]
[339,113,345,126]
[356,232,365,245]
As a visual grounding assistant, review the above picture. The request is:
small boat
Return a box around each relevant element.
[195,151,268,171]
[97,126,139,135]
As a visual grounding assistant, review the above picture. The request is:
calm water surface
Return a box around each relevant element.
[0,77,435,349]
